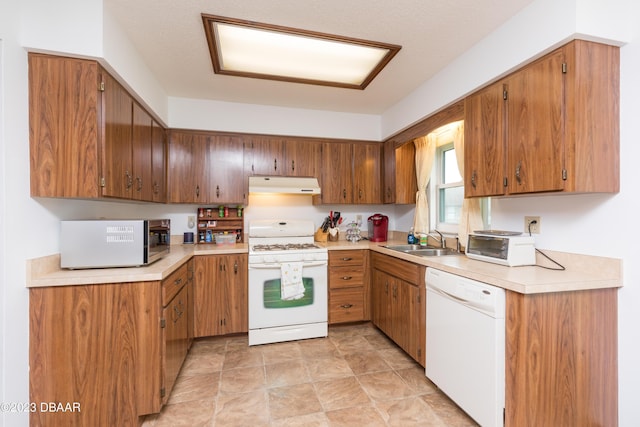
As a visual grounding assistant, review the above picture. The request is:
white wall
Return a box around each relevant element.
[2,0,640,425]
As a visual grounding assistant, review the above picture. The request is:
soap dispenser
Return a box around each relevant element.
[407,227,416,244]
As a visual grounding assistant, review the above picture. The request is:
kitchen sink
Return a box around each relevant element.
[383,244,461,257]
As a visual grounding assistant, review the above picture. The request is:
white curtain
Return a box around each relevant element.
[452,123,484,248]
[413,134,437,234]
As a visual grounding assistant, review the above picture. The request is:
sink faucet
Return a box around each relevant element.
[428,230,446,249]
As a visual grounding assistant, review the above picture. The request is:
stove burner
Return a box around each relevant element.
[251,243,321,252]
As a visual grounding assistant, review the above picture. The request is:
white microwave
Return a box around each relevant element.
[466,232,535,267]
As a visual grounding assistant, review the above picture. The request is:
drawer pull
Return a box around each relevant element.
[341,276,353,280]
[174,278,182,285]
[340,304,354,309]
[341,257,353,261]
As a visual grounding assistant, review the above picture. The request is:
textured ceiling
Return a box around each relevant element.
[105,0,535,114]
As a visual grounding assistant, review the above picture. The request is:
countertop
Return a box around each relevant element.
[27,239,622,294]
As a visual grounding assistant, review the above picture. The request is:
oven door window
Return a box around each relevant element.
[263,278,314,308]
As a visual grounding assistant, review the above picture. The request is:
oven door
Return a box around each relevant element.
[248,260,328,329]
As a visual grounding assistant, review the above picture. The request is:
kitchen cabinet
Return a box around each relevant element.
[317,141,383,204]
[193,254,248,337]
[151,120,167,202]
[29,53,102,198]
[161,262,190,404]
[29,53,166,202]
[464,40,619,197]
[244,136,322,177]
[505,288,617,427]
[370,252,425,365]
[29,259,193,426]
[383,140,417,204]
[328,250,369,324]
[168,131,245,204]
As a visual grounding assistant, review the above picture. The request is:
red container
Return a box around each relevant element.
[368,214,389,242]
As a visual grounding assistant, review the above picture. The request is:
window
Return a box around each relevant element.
[432,142,463,234]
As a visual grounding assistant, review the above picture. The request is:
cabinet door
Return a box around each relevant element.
[464,82,507,197]
[246,136,285,176]
[372,269,393,337]
[162,284,188,403]
[101,70,133,199]
[505,49,565,194]
[319,142,353,203]
[353,143,382,204]
[209,135,245,204]
[132,102,154,201]
[193,255,217,337]
[29,54,101,198]
[285,139,322,177]
[151,120,166,202]
[167,131,209,203]
[394,142,417,204]
[219,254,248,334]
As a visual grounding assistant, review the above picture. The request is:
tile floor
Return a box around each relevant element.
[142,322,479,426]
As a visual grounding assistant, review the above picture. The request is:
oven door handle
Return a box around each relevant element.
[249,261,328,269]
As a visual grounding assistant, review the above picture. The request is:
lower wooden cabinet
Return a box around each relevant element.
[161,262,190,404]
[328,250,369,324]
[28,260,193,426]
[370,252,425,366]
[193,254,248,337]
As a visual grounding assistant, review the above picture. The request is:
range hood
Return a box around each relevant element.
[249,176,321,195]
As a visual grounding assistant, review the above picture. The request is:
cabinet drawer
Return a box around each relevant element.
[371,252,421,285]
[329,287,365,324]
[163,262,188,306]
[329,250,365,267]
[329,267,365,289]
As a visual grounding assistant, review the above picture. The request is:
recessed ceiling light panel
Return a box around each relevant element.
[202,14,401,89]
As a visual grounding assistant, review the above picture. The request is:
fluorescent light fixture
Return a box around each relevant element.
[202,14,401,89]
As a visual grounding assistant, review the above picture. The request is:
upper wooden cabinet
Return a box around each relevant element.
[383,141,417,204]
[151,120,167,202]
[244,136,321,177]
[29,53,102,198]
[29,53,166,202]
[167,130,245,204]
[464,40,619,197]
[317,141,383,204]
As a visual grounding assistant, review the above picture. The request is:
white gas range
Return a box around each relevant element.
[247,220,328,346]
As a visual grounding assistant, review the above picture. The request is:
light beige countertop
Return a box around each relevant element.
[28,239,622,294]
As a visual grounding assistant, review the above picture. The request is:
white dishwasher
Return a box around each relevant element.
[425,268,505,427]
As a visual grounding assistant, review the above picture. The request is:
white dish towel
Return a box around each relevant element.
[281,262,305,300]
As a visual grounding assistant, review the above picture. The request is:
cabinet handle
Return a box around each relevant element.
[274,158,278,171]
[153,182,159,194]
[358,189,363,199]
[340,304,353,309]
[136,177,143,191]
[342,189,347,200]
[234,261,238,274]
[515,161,522,184]
[471,170,477,188]
[291,160,295,171]
[386,187,391,199]
[216,185,220,198]
[341,257,353,261]
[195,185,200,197]
[341,276,352,280]
[174,278,182,286]
[393,285,397,299]
[125,171,133,190]
[384,281,389,294]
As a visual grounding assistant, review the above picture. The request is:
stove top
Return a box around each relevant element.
[251,243,321,252]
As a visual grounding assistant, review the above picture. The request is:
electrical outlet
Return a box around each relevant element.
[524,216,541,234]
[356,214,362,227]
[187,215,196,229]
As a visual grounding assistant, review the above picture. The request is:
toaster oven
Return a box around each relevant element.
[466,231,535,267]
